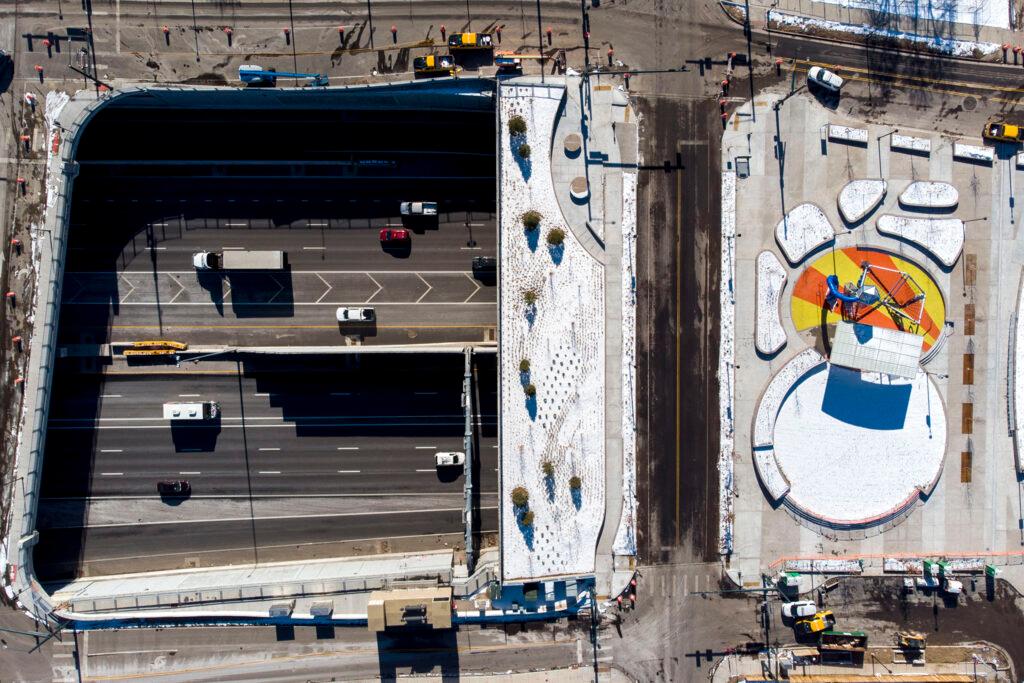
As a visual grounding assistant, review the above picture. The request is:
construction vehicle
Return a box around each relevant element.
[895,631,926,651]
[193,250,285,271]
[413,54,456,75]
[448,32,493,50]
[794,610,835,637]
[983,119,1024,143]
[163,401,219,421]
[238,64,328,87]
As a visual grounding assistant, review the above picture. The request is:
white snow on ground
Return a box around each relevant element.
[499,84,605,582]
[783,559,864,573]
[810,0,1009,30]
[838,179,886,224]
[1014,273,1024,474]
[899,181,959,209]
[752,348,824,448]
[772,365,947,524]
[754,448,790,501]
[885,557,985,572]
[719,171,737,555]
[772,12,1001,56]
[43,91,70,221]
[775,203,835,265]
[827,125,868,144]
[892,134,931,155]
[876,214,964,267]
[953,143,994,163]
[612,171,638,557]
[755,251,787,356]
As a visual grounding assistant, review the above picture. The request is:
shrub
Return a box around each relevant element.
[521,510,535,526]
[521,210,542,230]
[520,358,531,373]
[542,461,554,477]
[569,475,582,490]
[508,115,527,136]
[523,289,538,305]
[511,486,529,507]
[518,143,531,159]
[524,383,537,396]
[546,228,565,246]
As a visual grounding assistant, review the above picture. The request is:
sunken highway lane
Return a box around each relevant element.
[33,356,498,579]
[60,103,497,347]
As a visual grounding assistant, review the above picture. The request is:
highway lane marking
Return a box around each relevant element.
[337,469,361,473]
[100,472,123,476]
[100,449,123,453]
[222,245,246,248]
[414,446,437,449]
[302,246,327,250]
[177,393,201,397]
[258,470,281,475]
[179,448,202,452]
[253,392,271,397]
[415,391,439,395]
[100,394,123,398]
[145,247,167,251]
[224,224,248,227]
[415,469,438,472]
[65,506,494,528]
[258,448,281,452]
[336,446,359,450]
[179,471,201,475]
[460,246,484,250]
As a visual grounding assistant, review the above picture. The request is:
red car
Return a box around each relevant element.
[379,228,410,246]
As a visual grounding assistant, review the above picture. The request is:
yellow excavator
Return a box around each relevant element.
[794,610,836,637]
[896,631,926,650]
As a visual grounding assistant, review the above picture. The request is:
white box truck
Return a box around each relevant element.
[163,401,219,421]
[193,250,285,271]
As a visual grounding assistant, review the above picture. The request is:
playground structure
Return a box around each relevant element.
[824,261,927,336]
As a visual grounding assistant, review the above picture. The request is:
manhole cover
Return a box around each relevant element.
[963,96,977,111]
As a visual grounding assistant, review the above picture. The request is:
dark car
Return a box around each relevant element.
[157,480,191,497]
[472,256,496,273]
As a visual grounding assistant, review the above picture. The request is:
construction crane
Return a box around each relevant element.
[238,64,328,87]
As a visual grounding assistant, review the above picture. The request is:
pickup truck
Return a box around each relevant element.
[983,120,1024,143]
[193,250,285,271]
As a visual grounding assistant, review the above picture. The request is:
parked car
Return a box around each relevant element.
[781,600,817,619]
[400,201,438,216]
[472,256,496,274]
[379,228,410,246]
[157,480,191,497]
[434,451,466,468]
[807,66,843,92]
[336,307,375,322]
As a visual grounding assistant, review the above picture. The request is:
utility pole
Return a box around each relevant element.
[366,0,375,49]
[535,0,545,84]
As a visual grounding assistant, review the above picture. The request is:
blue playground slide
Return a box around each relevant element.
[826,274,860,303]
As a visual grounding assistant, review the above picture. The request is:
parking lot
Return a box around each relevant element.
[60,100,497,348]
[34,353,497,580]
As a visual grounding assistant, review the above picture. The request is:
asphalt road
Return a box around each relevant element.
[34,354,497,579]
[59,104,497,347]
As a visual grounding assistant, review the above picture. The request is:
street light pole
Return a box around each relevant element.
[535,0,545,84]
[189,0,200,62]
[366,0,375,49]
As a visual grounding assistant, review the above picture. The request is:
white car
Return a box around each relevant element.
[808,66,843,92]
[434,451,466,468]
[400,201,438,216]
[336,307,375,322]
[781,600,817,619]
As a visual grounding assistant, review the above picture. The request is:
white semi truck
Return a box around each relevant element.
[193,250,285,271]
[163,401,220,421]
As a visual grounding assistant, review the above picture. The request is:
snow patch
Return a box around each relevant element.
[772,366,947,525]
[752,348,824,449]
[499,84,605,582]
[774,203,835,265]
[771,12,1001,56]
[719,172,737,555]
[899,181,958,209]
[953,143,994,163]
[783,559,863,573]
[827,125,868,145]
[612,171,638,557]
[876,214,964,267]
[754,448,791,501]
[809,0,1009,30]
[755,251,787,356]
[838,179,886,224]
[891,134,931,155]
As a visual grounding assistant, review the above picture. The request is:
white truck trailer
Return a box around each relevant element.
[193,250,285,271]
[163,401,220,421]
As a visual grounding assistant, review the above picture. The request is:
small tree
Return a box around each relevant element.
[523,289,538,305]
[542,461,554,477]
[518,143,531,159]
[521,510,535,526]
[508,115,527,136]
[524,383,537,397]
[569,476,582,490]
[520,358,531,373]
[511,486,529,507]
[546,228,565,246]
[522,210,542,230]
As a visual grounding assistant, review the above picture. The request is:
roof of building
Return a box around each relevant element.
[829,322,923,379]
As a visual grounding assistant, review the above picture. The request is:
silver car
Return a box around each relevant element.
[808,66,843,92]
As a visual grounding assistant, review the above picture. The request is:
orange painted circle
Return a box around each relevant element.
[790,247,946,351]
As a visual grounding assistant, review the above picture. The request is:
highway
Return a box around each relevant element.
[34,354,498,579]
[59,103,497,347]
